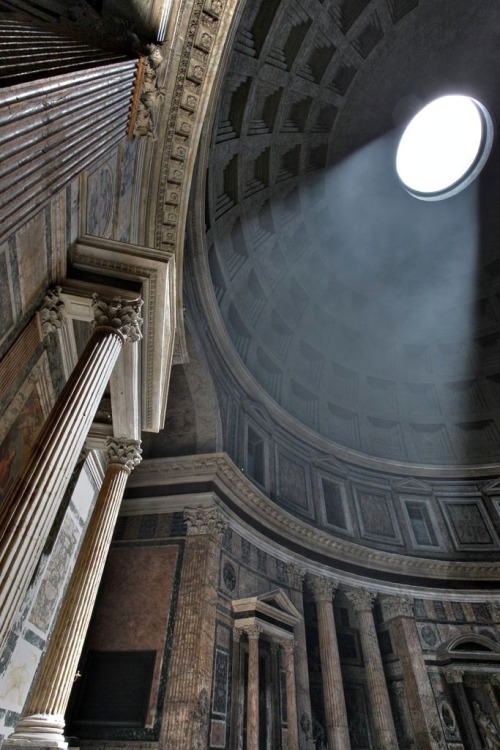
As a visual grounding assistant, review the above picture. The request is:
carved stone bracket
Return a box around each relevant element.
[134,47,165,140]
[91,294,143,343]
[38,286,64,336]
[184,506,228,540]
[346,588,377,613]
[307,575,338,603]
[105,437,142,473]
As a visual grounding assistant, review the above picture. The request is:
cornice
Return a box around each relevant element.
[127,453,500,585]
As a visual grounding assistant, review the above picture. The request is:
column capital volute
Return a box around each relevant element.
[286,563,306,591]
[38,286,64,336]
[307,575,338,603]
[380,595,414,622]
[91,294,143,343]
[346,588,377,613]
[105,437,142,473]
[245,625,263,640]
[184,506,228,541]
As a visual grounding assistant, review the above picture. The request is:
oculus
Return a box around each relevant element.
[396,95,493,200]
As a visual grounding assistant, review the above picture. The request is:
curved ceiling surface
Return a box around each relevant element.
[206,0,500,465]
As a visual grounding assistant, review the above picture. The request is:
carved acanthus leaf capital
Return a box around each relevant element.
[279,639,296,653]
[184,506,228,540]
[245,625,263,640]
[134,50,165,140]
[307,575,338,603]
[380,595,414,621]
[346,589,377,613]
[232,628,242,643]
[105,437,142,472]
[92,295,143,342]
[286,564,306,591]
[39,286,64,336]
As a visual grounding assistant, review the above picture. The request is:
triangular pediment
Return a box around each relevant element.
[394,478,432,494]
[232,588,301,626]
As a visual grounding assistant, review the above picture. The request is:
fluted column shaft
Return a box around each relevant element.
[309,577,350,750]
[0,14,139,241]
[0,294,142,651]
[6,439,142,747]
[246,626,261,750]
[287,565,313,749]
[347,590,398,750]
[382,596,444,750]
[282,640,299,749]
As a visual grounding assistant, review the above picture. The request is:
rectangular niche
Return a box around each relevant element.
[72,650,156,727]
[437,496,498,551]
[353,484,404,545]
[401,496,439,549]
[319,476,353,535]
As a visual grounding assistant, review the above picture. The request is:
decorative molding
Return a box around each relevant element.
[346,589,377,613]
[444,669,465,684]
[105,437,143,473]
[184,505,228,539]
[91,294,143,343]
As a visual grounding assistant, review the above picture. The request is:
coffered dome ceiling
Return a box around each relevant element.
[204,0,500,466]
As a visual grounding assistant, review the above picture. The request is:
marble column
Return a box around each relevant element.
[270,642,281,749]
[160,507,228,748]
[0,293,143,651]
[0,13,139,241]
[230,629,244,750]
[282,639,299,750]
[346,589,398,750]
[287,564,313,749]
[246,625,262,750]
[382,595,445,750]
[308,576,350,750]
[5,438,142,748]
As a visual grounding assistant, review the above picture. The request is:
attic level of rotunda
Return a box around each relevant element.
[1,1,500,749]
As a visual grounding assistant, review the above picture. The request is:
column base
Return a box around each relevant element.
[3,714,68,750]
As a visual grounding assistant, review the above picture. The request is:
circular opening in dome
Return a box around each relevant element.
[396,95,493,200]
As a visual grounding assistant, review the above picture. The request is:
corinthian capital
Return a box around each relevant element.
[307,575,338,603]
[39,286,64,336]
[286,564,306,591]
[92,295,143,342]
[184,506,228,541]
[380,595,414,622]
[346,589,377,613]
[105,437,142,472]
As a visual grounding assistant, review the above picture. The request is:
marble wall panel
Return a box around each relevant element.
[16,211,48,311]
[0,244,15,347]
[439,497,498,550]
